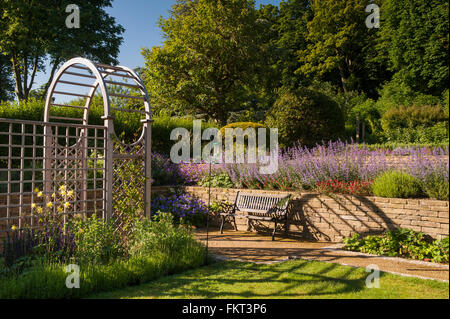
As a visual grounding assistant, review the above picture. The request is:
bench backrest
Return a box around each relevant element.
[234,192,291,214]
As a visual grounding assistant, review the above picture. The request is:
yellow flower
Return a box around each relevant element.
[59,185,66,191]
[31,203,37,210]
[36,206,43,214]
[51,193,56,198]
[64,202,71,209]
[34,188,40,193]
[78,228,84,234]
[57,206,64,213]
[60,190,67,196]
[47,202,53,208]
[11,225,17,231]
[37,191,43,198]
[67,190,74,198]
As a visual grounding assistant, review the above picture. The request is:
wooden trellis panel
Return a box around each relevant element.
[1,57,153,247]
[0,119,106,244]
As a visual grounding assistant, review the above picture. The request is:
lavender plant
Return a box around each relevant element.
[192,140,449,198]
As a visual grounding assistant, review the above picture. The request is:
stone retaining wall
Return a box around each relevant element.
[153,186,449,242]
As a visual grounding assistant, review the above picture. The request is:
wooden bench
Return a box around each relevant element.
[219,191,291,241]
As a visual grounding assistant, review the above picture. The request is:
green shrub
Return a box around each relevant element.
[265,88,345,148]
[422,172,449,200]
[430,237,449,264]
[71,216,124,265]
[343,228,448,263]
[346,98,383,143]
[153,116,218,155]
[381,123,449,144]
[374,80,442,114]
[381,105,449,144]
[198,173,234,188]
[372,171,422,198]
[129,212,204,260]
[382,105,448,131]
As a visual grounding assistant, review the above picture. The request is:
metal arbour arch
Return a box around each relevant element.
[43,57,153,228]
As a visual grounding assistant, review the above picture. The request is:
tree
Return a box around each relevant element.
[378,0,449,96]
[275,0,312,90]
[0,0,124,101]
[298,0,386,96]
[265,88,345,147]
[0,54,14,101]
[142,0,264,126]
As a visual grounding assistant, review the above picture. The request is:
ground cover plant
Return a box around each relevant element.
[343,228,449,264]
[90,259,449,299]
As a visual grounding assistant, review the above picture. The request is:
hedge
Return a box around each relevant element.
[0,99,218,155]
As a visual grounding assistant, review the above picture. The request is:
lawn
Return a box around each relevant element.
[90,259,449,299]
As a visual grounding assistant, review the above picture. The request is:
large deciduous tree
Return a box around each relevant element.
[298,0,387,96]
[0,0,124,101]
[274,0,311,90]
[378,0,449,96]
[142,0,264,126]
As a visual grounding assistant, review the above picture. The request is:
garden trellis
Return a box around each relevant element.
[0,57,153,241]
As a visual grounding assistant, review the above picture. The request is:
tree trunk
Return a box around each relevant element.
[24,54,39,100]
[11,53,25,101]
[338,64,348,95]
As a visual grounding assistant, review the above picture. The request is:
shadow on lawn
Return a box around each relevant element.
[95,260,382,299]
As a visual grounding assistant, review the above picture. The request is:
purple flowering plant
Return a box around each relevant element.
[151,193,208,227]
[174,140,448,198]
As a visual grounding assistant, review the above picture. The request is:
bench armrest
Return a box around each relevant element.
[217,202,235,215]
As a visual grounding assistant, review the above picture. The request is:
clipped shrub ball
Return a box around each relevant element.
[372,171,422,198]
[265,88,345,148]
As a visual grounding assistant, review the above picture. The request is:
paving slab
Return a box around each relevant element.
[195,230,449,282]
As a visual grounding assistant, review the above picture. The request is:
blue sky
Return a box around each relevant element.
[34,0,282,89]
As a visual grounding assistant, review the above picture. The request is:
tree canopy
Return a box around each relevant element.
[0,54,14,101]
[142,0,265,125]
[378,0,449,96]
[0,0,124,100]
[297,0,389,96]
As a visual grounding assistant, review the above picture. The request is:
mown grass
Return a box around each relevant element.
[90,259,449,299]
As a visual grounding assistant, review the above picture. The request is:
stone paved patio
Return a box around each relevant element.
[195,229,449,282]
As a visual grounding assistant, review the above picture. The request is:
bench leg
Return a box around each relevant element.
[220,215,225,234]
[272,221,277,241]
[233,216,238,231]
